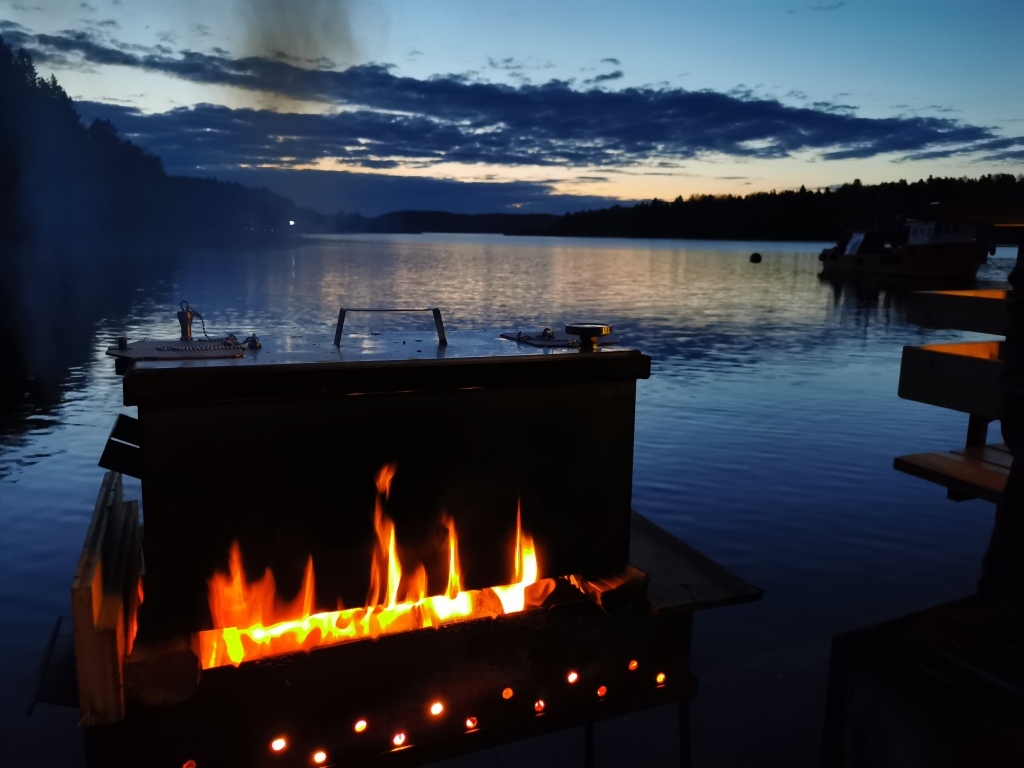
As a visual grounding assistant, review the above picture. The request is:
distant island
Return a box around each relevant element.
[335,174,1024,241]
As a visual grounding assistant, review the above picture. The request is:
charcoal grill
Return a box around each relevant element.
[71,310,760,767]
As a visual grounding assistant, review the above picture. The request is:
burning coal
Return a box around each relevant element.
[198,464,557,669]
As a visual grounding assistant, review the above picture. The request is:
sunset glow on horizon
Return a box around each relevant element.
[2,0,1022,215]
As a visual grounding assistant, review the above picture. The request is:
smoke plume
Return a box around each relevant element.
[238,1,358,69]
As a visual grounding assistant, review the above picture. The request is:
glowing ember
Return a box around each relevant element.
[312,751,327,764]
[429,702,444,716]
[534,699,545,713]
[198,467,557,669]
[656,672,666,685]
[392,733,406,747]
[353,720,367,733]
[597,686,607,697]
[270,737,286,752]
[502,688,514,700]
[628,660,638,671]
[567,671,579,684]
[465,717,478,729]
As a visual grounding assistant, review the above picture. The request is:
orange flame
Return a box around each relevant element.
[198,465,556,669]
[127,575,144,655]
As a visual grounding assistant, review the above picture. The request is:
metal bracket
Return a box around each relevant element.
[333,307,448,347]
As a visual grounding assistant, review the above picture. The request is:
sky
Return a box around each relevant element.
[1,0,1023,215]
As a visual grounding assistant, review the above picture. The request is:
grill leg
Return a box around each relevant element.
[584,721,595,768]
[678,699,691,768]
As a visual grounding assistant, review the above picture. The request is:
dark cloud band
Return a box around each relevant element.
[4,23,1020,174]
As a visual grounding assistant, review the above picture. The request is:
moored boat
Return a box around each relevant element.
[819,219,992,279]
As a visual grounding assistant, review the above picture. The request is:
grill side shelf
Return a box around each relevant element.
[629,511,762,614]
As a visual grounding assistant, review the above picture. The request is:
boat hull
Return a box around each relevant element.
[819,242,988,280]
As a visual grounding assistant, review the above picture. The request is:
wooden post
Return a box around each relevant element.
[966,414,990,448]
[678,699,691,768]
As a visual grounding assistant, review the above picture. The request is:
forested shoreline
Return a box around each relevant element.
[334,175,1024,240]
[0,37,323,398]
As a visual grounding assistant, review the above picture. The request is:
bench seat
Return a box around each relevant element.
[894,443,1011,503]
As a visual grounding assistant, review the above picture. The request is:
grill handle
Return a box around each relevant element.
[333,307,448,347]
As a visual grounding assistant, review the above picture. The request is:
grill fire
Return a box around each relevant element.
[67,322,761,768]
[199,464,557,669]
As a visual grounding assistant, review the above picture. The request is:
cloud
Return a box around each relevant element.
[809,1,844,10]
[485,55,554,73]
[587,70,623,84]
[16,25,1016,174]
[810,100,857,114]
[600,57,620,65]
[900,135,1024,161]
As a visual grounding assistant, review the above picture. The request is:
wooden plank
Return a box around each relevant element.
[952,445,1016,471]
[894,452,1007,504]
[72,472,124,724]
[898,343,1003,418]
[629,511,762,614]
[71,476,140,725]
[907,290,1009,336]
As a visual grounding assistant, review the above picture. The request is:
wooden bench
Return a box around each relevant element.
[894,289,1012,503]
[893,442,1010,504]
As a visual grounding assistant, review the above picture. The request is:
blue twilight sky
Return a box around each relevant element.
[2,0,1023,215]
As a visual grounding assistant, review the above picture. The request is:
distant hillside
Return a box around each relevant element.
[332,176,1024,242]
[335,210,559,236]
[0,37,326,252]
[549,176,1024,241]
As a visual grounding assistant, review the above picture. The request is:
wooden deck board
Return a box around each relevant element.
[951,445,1015,471]
[630,511,763,613]
[894,445,1011,504]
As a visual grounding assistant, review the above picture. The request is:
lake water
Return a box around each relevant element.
[1,234,1015,766]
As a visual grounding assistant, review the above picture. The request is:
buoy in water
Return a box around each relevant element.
[749,252,762,263]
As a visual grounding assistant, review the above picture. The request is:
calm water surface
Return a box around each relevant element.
[1,235,1015,766]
